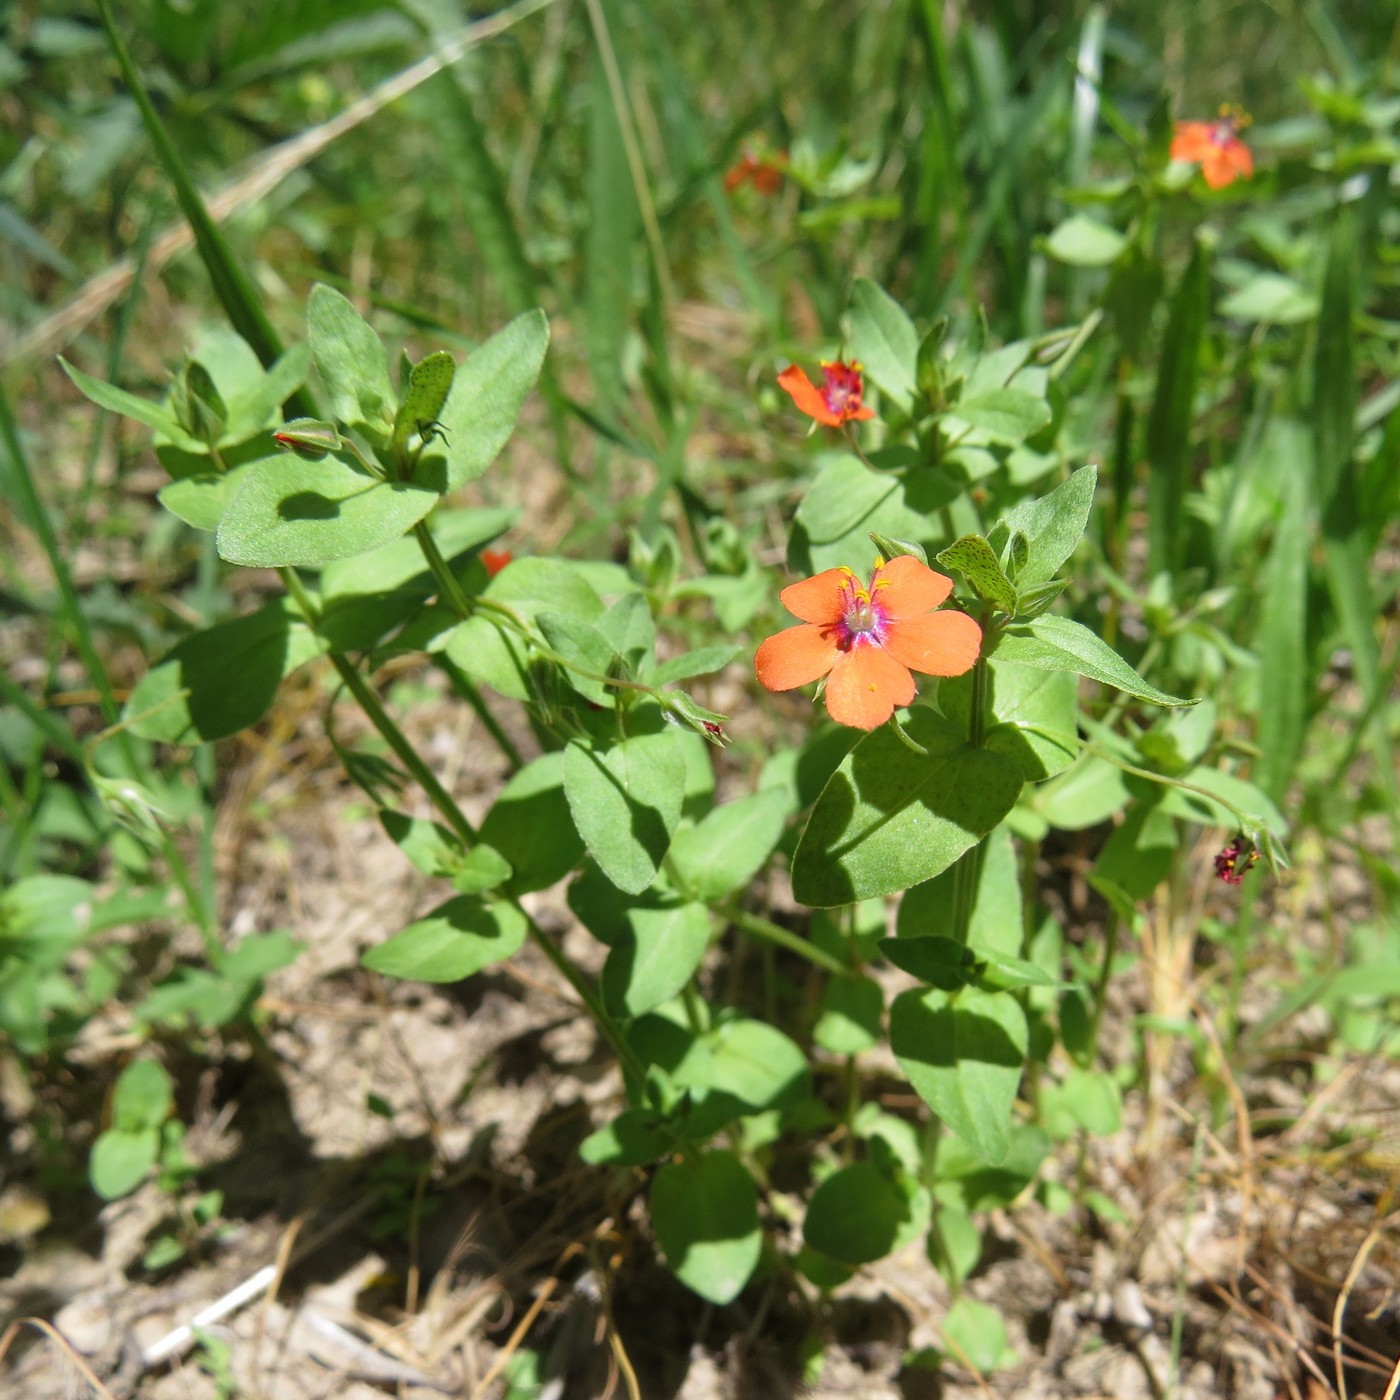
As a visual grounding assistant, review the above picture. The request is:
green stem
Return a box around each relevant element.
[1084,911,1119,1061]
[281,567,642,1079]
[412,521,476,618]
[724,906,848,976]
[950,622,992,943]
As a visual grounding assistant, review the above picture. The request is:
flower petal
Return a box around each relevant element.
[779,568,849,624]
[778,365,841,427]
[874,555,953,619]
[881,611,983,677]
[1202,141,1252,188]
[824,645,914,730]
[755,623,841,692]
[1170,123,1214,163]
[845,403,876,422]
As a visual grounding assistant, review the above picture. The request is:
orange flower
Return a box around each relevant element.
[482,548,512,578]
[755,556,982,730]
[724,149,785,195]
[778,360,876,428]
[1170,107,1253,189]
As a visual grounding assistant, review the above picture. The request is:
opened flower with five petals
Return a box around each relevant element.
[778,359,876,428]
[756,557,982,730]
[1170,107,1253,189]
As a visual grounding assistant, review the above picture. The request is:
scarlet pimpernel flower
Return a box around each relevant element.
[724,148,785,196]
[755,556,982,731]
[1171,106,1254,189]
[778,360,876,428]
[482,549,512,578]
[1213,837,1259,885]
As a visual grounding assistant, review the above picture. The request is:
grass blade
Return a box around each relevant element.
[1146,233,1210,576]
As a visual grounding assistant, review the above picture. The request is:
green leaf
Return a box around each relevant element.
[812,975,883,1054]
[992,616,1197,707]
[445,558,605,700]
[479,753,584,895]
[1030,756,1130,830]
[880,935,979,989]
[391,350,455,457]
[90,1127,160,1201]
[306,283,395,430]
[59,358,204,453]
[890,985,1027,1163]
[1219,272,1318,325]
[318,506,514,651]
[434,311,549,492]
[791,709,1024,906]
[650,645,742,686]
[220,343,311,445]
[804,1161,911,1265]
[936,535,1016,613]
[947,388,1051,445]
[791,455,958,576]
[216,453,438,568]
[939,659,1079,782]
[846,277,918,411]
[579,1108,673,1167]
[361,898,526,982]
[112,1058,174,1130]
[564,733,685,895]
[1043,214,1126,267]
[942,1296,1016,1372]
[651,1150,761,1304]
[157,469,244,532]
[996,464,1097,588]
[897,821,1023,953]
[1146,234,1210,573]
[124,599,323,744]
[666,789,789,901]
[1041,1066,1121,1138]
[603,901,711,1017]
[537,612,619,706]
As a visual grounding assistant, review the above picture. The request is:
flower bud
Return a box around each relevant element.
[272,418,343,459]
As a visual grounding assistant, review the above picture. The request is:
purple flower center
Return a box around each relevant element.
[820,362,864,418]
[835,573,888,651]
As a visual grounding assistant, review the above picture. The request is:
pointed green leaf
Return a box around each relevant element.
[216,453,438,567]
[847,277,918,411]
[667,789,790,901]
[792,709,1023,906]
[603,901,711,1017]
[890,985,1027,1163]
[564,733,685,895]
[433,310,549,490]
[996,464,1097,588]
[1043,214,1126,267]
[124,598,323,743]
[391,350,456,456]
[651,1150,761,1305]
[361,898,526,982]
[991,616,1197,707]
[59,357,204,453]
[936,535,1016,612]
[306,283,395,430]
[804,1161,912,1265]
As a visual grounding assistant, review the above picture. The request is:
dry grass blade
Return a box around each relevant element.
[3,0,557,368]
[0,1317,117,1399]
[1332,1224,1385,1400]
